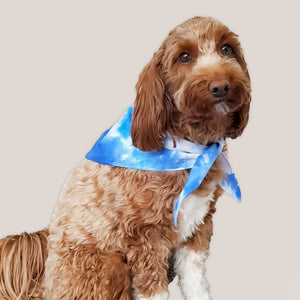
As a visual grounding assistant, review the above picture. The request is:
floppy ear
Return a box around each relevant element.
[228,95,251,138]
[228,44,251,139]
[131,48,170,151]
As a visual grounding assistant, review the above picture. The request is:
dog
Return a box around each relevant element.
[0,16,251,300]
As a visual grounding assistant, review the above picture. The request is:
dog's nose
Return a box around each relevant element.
[208,80,230,98]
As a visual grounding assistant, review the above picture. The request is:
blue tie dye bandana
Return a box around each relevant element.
[86,107,241,227]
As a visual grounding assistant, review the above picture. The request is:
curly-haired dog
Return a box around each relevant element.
[0,16,251,300]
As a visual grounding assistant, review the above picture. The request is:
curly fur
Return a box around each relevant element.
[0,16,251,299]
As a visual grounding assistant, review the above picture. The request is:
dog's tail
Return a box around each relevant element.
[0,229,49,300]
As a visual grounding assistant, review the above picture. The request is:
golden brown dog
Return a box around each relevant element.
[0,16,251,300]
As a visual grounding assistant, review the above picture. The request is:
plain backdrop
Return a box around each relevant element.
[0,1,299,299]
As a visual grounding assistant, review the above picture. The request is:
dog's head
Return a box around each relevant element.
[131,17,251,151]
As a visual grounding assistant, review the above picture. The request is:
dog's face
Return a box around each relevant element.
[131,17,251,151]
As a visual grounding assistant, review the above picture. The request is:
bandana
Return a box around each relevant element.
[86,106,241,226]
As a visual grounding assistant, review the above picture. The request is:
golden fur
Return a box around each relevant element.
[0,17,251,299]
[0,230,48,299]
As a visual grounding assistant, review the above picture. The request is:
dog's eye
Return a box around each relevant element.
[221,45,233,56]
[178,52,192,64]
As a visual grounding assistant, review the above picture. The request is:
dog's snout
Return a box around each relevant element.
[208,80,230,98]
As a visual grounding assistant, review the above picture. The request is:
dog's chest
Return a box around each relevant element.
[177,191,214,242]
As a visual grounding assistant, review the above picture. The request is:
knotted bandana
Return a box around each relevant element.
[86,106,241,226]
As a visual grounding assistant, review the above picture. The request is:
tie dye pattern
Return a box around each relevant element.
[86,107,241,226]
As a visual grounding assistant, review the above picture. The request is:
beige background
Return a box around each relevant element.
[0,1,299,299]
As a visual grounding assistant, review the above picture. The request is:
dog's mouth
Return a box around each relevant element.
[214,98,226,104]
[174,82,244,119]
[214,99,230,114]
[213,95,242,114]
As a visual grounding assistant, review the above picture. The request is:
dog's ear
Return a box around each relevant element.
[131,48,170,151]
[228,44,251,139]
[228,95,251,139]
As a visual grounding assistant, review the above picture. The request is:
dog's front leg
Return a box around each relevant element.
[175,209,215,300]
[175,247,211,300]
[127,232,170,300]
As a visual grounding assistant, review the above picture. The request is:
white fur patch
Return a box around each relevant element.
[198,40,215,54]
[136,291,169,300]
[178,191,214,242]
[173,82,187,109]
[175,248,211,300]
[194,53,222,71]
[215,100,231,114]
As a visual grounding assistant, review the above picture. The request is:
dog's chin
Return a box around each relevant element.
[172,93,246,145]
[213,93,243,113]
[214,100,231,115]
